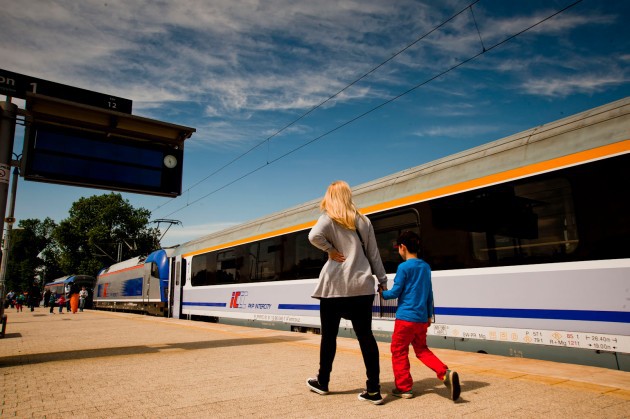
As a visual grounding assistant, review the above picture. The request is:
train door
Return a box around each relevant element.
[371,208,421,319]
[143,265,150,309]
[170,255,183,318]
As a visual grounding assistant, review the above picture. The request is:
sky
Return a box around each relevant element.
[1,0,629,249]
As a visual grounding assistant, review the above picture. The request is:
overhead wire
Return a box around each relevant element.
[153,0,481,212]
[159,0,583,219]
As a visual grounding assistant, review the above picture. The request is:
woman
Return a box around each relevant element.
[69,282,80,314]
[306,180,388,405]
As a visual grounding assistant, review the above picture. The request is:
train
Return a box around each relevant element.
[93,97,630,371]
[94,249,172,316]
[43,275,96,308]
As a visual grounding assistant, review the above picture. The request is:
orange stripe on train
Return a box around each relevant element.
[183,140,630,258]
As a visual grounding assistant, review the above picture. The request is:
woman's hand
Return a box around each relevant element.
[327,249,346,263]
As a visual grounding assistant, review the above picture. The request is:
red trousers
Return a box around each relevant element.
[391,319,448,392]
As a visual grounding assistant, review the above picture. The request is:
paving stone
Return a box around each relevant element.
[0,310,628,417]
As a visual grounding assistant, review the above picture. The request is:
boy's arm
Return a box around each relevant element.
[381,269,405,300]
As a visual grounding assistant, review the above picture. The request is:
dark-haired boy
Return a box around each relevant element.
[379,231,460,401]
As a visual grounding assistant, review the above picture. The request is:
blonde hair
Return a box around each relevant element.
[320,180,359,230]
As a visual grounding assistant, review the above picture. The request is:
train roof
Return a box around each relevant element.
[177,97,630,257]
[45,276,72,286]
[45,274,95,286]
[98,249,176,276]
[98,255,147,276]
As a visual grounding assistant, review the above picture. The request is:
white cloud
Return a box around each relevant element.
[0,0,437,106]
[522,74,628,97]
[2,0,626,147]
[160,221,239,247]
[413,124,497,138]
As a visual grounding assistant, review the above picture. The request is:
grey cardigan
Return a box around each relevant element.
[308,213,387,299]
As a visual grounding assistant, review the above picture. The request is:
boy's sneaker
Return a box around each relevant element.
[306,377,329,395]
[358,390,384,405]
[391,387,413,399]
[443,369,461,401]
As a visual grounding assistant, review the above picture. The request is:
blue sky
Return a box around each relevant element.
[1,0,629,248]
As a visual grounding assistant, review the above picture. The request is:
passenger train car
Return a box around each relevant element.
[93,249,172,316]
[97,97,630,370]
[44,275,96,307]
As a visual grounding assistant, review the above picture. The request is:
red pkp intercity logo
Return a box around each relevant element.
[229,291,248,308]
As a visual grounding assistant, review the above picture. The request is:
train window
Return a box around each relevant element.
[372,210,419,232]
[191,253,216,286]
[189,209,421,284]
[181,260,186,287]
[191,254,206,286]
[568,154,630,260]
[216,248,244,283]
[254,236,284,281]
[150,262,159,279]
[292,231,327,279]
[468,178,577,263]
[472,178,578,261]
[375,230,402,273]
[242,242,259,282]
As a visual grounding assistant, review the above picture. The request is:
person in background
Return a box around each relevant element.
[56,294,66,314]
[43,289,51,308]
[79,287,88,312]
[306,180,388,405]
[379,231,461,401]
[69,282,80,314]
[49,293,57,314]
[15,292,26,312]
[5,290,15,309]
[64,282,72,312]
[28,282,41,312]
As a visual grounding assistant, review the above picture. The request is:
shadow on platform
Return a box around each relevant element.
[0,334,306,367]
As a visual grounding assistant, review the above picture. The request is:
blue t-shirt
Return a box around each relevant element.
[381,258,434,323]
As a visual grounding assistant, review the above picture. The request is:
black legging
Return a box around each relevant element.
[318,295,380,392]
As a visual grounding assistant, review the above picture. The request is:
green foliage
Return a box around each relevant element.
[53,193,160,276]
[5,217,62,293]
[4,193,160,292]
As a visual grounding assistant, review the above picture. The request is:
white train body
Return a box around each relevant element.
[170,97,630,369]
[111,98,630,369]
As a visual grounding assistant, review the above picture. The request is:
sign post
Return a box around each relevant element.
[0,99,17,337]
[0,72,195,336]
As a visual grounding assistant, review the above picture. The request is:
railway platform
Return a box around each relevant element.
[0,309,628,418]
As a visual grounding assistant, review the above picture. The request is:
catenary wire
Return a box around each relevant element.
[152,0,481,212]
[159,0,583,219]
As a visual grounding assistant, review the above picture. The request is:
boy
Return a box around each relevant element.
[56,295,66,314]
[379,231,460,401]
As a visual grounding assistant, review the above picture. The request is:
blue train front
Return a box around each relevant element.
[94,249,171,316]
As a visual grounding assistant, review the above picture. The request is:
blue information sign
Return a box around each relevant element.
[24,123,183,197]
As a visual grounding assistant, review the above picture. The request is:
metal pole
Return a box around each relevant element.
[0,99,17,337]
[0,166,19,285]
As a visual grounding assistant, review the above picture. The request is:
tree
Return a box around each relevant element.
[53,193,160,276]
[5,218,63,292]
